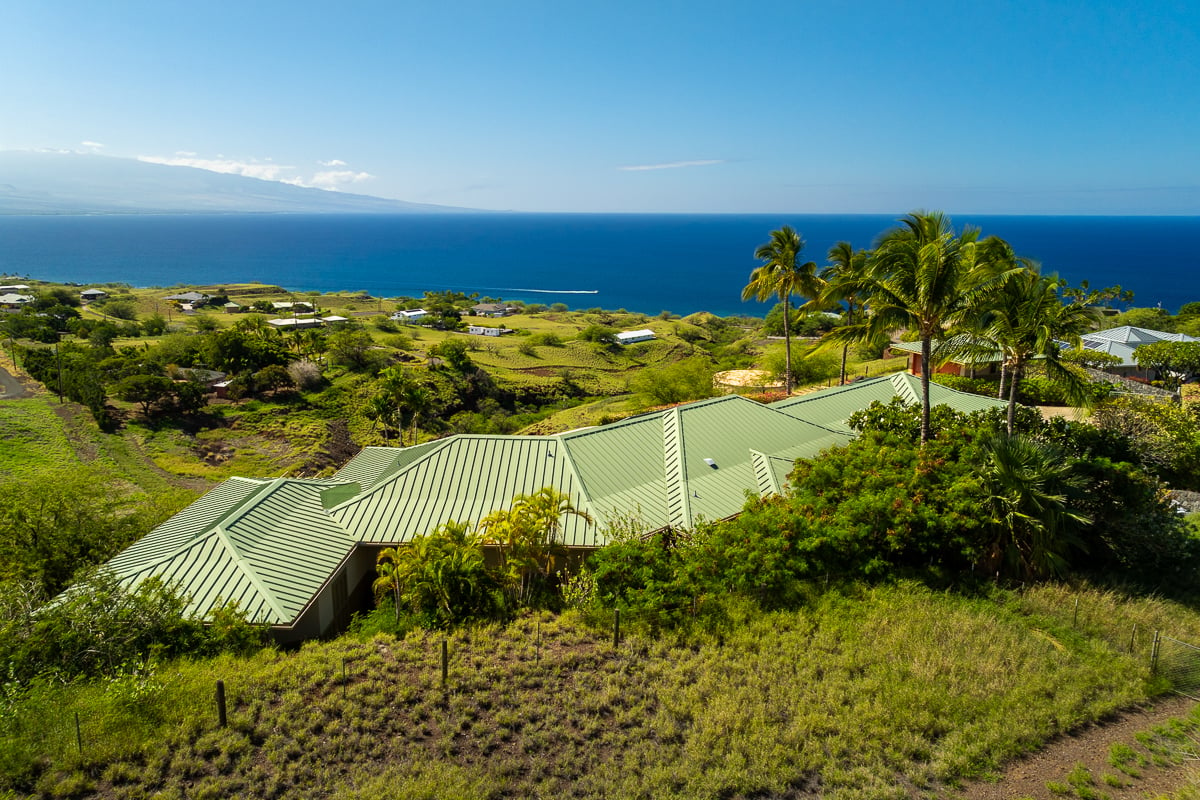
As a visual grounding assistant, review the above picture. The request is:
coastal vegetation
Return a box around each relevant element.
[5,210,1200,796]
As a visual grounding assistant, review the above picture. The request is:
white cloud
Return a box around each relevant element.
[305,169,376,191]
[138,154,293,182]
[137,151,376,193]
[81,140,105,149]
[618,159,725,172]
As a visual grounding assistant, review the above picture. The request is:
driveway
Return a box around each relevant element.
[0,364,30,399]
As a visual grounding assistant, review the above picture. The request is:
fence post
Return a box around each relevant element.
[1152,630,1161,675]
[74,711,82,754]
[441,639,449,687]
[613,609,621,649]
[1129,624,1137,654]
[1073,597,1079,628]
[215,680,227,728]
[536,620,541,666]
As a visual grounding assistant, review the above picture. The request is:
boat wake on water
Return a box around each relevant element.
[486,287,599,294]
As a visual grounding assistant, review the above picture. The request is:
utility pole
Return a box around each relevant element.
[54,337,63,403]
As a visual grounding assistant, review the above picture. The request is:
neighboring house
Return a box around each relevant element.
[391,309,429,324]
[223,301,243,313]
[467,325,512,337]
[163,291,210,307]
[90,373,1007,644]
[272,301,314,312]
[175,368,228,390]
[616,329,656,345]
[1078,326,1200,379]
[0,284,31,293]
[888,338,1001,378]
[268,317,325,330]
[80,288,108,302]
[0,293,34,310]
[472,303,516,317]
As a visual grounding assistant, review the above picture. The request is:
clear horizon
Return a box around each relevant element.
[2,1,1197,215]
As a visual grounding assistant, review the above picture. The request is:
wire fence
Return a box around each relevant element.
[1153,633,1200,700]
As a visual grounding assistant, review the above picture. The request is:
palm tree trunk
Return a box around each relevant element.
[920,335,932,444]
[998,363,1007,399]
[783,297,793,394]
[1006,364,1021,435]
[839,344,848,386]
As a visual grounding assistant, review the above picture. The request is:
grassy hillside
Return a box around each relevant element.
[5,582,1198,799]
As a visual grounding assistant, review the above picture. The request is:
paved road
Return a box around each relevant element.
[0,364,30,399]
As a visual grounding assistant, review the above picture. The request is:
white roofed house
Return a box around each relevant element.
[616,329,656,345]
[0,293,34,310]
[390,309,429,324]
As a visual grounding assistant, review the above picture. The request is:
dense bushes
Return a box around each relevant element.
[0,570,266,684]
[584,401,1200,623]
[931,371,1112,405]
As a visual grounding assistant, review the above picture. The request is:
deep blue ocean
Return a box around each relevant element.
[1,213,1197,317]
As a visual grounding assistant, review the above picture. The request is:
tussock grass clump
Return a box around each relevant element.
[0,584,1183,799]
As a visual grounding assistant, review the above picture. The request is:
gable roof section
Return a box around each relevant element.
[327,395,854,546]
[558,411,670,530]
[770,373,1008,432]
[105,478,358,626]
[334,440,445,490]
[659,395,851,525]
[329,435,600,547]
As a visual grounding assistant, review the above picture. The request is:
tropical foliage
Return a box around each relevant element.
[741,225,821,393]
[826,211,1018,442]
[374,522,498,628]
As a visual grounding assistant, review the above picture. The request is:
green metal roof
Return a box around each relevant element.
[332,440,445,490]
[330,435,601,547]
[100,387,949,632]
[329,394,855,546]
[105,478,358,626]
[769,373,1009,432]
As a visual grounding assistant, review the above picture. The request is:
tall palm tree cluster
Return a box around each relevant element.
[745,211,1101,442]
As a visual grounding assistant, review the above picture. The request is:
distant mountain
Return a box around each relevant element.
[0,151,471,214]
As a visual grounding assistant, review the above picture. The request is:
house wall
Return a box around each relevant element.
[271,547,380,645]
[271,542,601,644]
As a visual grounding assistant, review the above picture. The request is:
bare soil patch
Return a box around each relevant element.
[953,694,1197,799]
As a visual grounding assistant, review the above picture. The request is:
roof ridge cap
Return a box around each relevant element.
[209,526,291,620]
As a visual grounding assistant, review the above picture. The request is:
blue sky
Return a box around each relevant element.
[2,1,1197,213]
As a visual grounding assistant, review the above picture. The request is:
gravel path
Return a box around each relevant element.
[955,694,1197,799]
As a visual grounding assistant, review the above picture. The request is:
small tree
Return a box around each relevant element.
[253,363,295,395]
[116,374,175,416]
[1133,340,1200,390]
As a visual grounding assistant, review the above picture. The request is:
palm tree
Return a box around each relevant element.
[831,211,1017,443]
[377,366,431,446]
[980,434,1090,580]
[945,267,1101,434]
[742,226,821,394]
[479,487,592,607]
[373,546,406,622]
[819,241,871,386]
